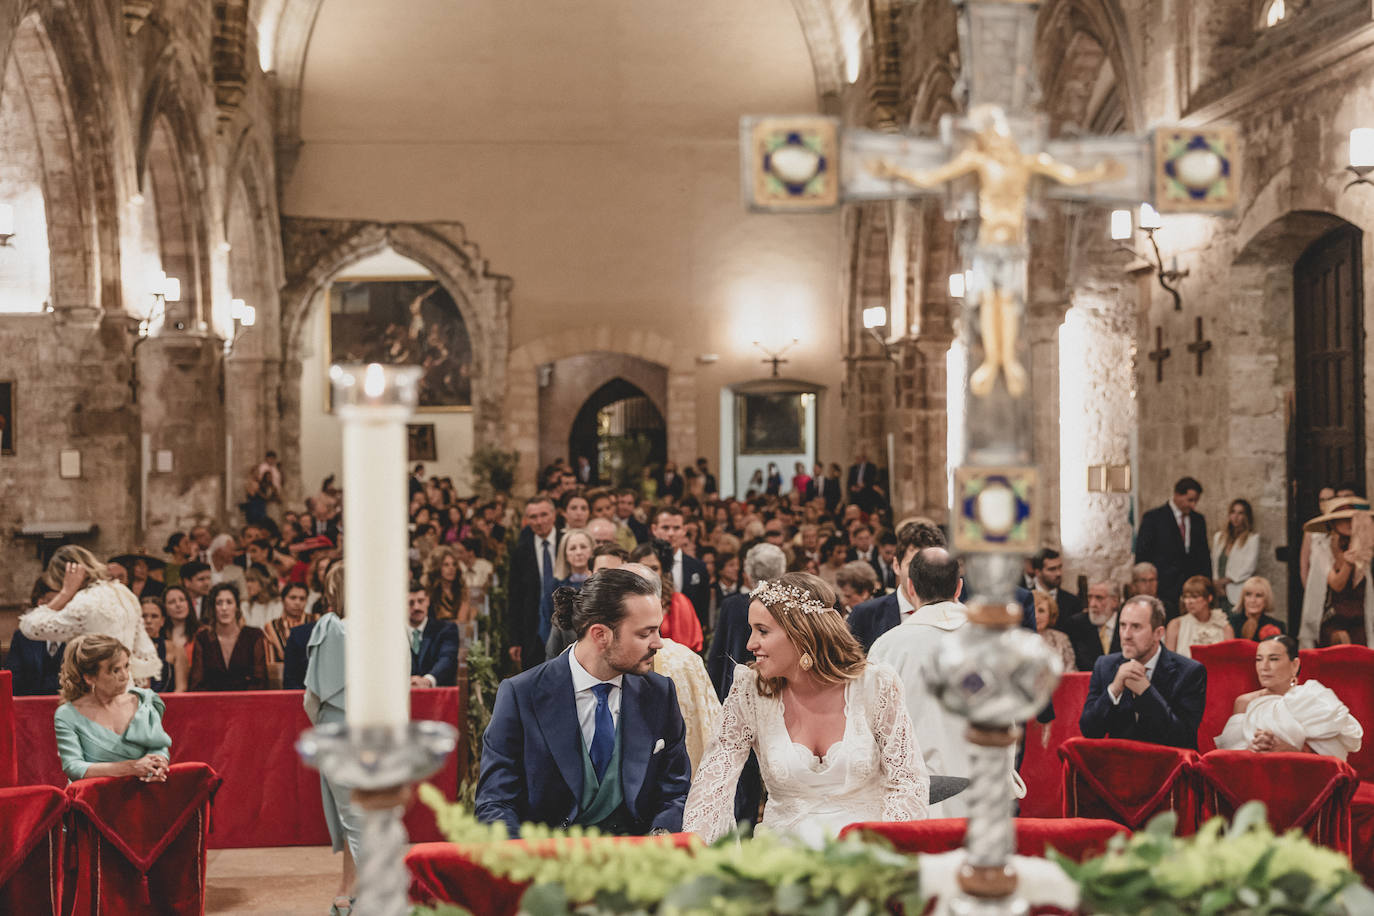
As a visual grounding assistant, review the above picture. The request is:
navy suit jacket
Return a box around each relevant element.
[679,554,710,628]
[474,653,692,838]
[847,593,901,652]
[1079,646,1207,749]
[706,592,754,702]
[282,620,318,690]
[1135,503,1212,608]
[413,618,460,686]
[4,631,64,695]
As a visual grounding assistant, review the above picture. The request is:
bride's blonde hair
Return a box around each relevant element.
[750,572,865,698]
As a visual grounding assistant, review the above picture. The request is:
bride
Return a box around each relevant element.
[682,573,929,846]
[1216,634,1363,760]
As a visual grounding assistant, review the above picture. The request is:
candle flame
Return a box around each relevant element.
[364,363,386,397]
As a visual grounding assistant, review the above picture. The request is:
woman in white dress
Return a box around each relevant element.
[1216,635,1363,760]
[683,573,929,846]
[1164,575,1234,659]
[20,545,161,683]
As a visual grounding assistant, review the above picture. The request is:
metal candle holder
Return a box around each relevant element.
[298,721,458,916]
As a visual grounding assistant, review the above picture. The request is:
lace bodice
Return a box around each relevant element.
[20,580,162,681]
[682,663,929,846]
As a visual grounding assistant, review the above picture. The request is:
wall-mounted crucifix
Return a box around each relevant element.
[1187,316,1212,376]
[1148,326,1171,383]
[753,338,799,378]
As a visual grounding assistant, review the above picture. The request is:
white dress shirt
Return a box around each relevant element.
[898,584,917,618]
[672,549,685,593]
[568,647,623,751]
[1108,643,1162,705]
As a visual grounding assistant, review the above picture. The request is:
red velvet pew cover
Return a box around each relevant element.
[839,816,1128,862]
[1020,672,1090,817]
[0,784,66,915]
[406,834,699,914]
[1298,645,1374,783]
[1195,749,1357,854]
[1189,640,1262,753]
[1059,737,1200,834]
[0,670,16,788]
[63,762,220,916]
[14,687,464,848]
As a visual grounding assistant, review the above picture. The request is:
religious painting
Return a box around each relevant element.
[952,466,1038,554]
[327,278,473,411]
[0,380,12,455]
[408,423,437,462]
[737,393,806,454]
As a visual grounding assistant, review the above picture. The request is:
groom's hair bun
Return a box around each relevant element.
[554,568,659,638]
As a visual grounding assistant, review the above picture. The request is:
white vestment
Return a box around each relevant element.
[867,600,972,818]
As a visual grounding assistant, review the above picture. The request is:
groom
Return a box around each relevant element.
[475,568,692,838]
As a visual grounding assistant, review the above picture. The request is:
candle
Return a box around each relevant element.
[332,363,422,730]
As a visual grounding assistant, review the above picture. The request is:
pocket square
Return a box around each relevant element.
[652,738,665,754]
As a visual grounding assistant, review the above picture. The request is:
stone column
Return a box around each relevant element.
[1026,304,1064,549]
[892,330,954,522]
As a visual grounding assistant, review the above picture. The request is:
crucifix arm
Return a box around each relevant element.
[1030,152,1125,187]
[868,150,980,191]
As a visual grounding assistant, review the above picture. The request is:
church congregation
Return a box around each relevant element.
[8,0,1374,910]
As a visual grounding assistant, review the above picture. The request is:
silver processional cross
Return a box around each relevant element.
[741,1,1237,910]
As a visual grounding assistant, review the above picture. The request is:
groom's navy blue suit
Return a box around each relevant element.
[474,650,692,838]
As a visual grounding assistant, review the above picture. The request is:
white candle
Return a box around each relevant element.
[333,363,422,731]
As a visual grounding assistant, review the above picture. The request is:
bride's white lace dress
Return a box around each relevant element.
[682,663,930,846]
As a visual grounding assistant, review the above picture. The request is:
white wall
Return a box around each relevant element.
[298,249,475,495]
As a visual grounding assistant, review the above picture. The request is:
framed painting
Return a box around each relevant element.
[737,392,806,454]
[327,277,473,411]
[408,423,437,462]
[0,380,12,455]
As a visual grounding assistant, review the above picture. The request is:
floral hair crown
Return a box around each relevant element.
[751,579,835,616]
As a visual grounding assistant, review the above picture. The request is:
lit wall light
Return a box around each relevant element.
[948,272,966,298]
[1112,202,1186,310]
[862,305,888,329]
[946,339,967,506]
[1109,209,1133,241]
[843,23,862,84]
[1346,128,1374,190]
[163,276,181,302]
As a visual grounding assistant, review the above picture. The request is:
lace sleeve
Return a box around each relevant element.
[868,664,930,823]
[19,590,96,644]
[128,624,164,682]
[682,665,757,844]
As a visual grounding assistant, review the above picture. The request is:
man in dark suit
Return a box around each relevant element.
[1134,476,1212,617]
[282,618,318,690]
[695,458,718,496]
[848,519,946,651]
[657,462,685,501]
[614,489,649,545]
[507,496,561,671]
[1063,580,1123,671]
[874,531,900,593]
[4,629,64,695]
[1080,595,1207,749]
[475,568,691,838]
[651,506,709,628]
[407,584,460,687]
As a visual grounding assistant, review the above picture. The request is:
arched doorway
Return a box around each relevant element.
[568,379,667,487]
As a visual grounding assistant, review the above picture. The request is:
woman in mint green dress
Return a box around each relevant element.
[305,562,361,916]
[54,634,171,783]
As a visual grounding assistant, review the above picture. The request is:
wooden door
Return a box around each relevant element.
[1289,225,1365,625]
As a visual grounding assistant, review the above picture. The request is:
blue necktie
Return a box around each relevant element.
[589,683,615,781]
[537,538,555,642]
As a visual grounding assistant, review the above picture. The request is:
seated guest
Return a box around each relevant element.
[139,596,174,692]
[555,529,595,591]
[1130,562,1159,598]
[1216,635,1363,760]
[266,581,316,666]
[54,634,171,783]
[189,583,268,691]
[834,561,878,616]
[1064,580,1122,672]
[816,535,848,587]
[160,585,199,692]
[162,531,197,587]
[1033,591,1076,673]
[423,545,466,622]
[5,580,64,695]
[179,561,213,623]
[407,582,460,687]
[20,545,162,684]
[1164,575,1234,659]
[629,541,702,652]
[1080,595,1208,749]
[475,568,691,839]
[241,567,283,629]
[1228,576,1286,641]
[847,519,946,651]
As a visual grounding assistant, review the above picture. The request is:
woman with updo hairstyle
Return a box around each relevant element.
[1216,634,1364,760]
[683,571,929,846]
[54,634,171,783]
[20,545,162,684]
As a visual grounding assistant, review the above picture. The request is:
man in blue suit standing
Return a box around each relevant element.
[1079,594,1207,749]
[406,583,460,687]
[476,568,691,838]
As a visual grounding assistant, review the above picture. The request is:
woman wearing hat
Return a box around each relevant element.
[1300,496,1374,648]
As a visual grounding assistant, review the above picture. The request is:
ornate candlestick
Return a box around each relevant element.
[298,363,457,916]
[925,602,1062,915]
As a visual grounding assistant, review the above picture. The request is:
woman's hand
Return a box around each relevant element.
[61,562,88,596]
[130,754,169,782]
[1249,729,1301,754]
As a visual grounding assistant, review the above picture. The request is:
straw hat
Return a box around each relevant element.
[1303,496,1372,533]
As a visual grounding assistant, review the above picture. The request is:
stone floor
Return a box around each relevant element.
[206,845,348,915]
